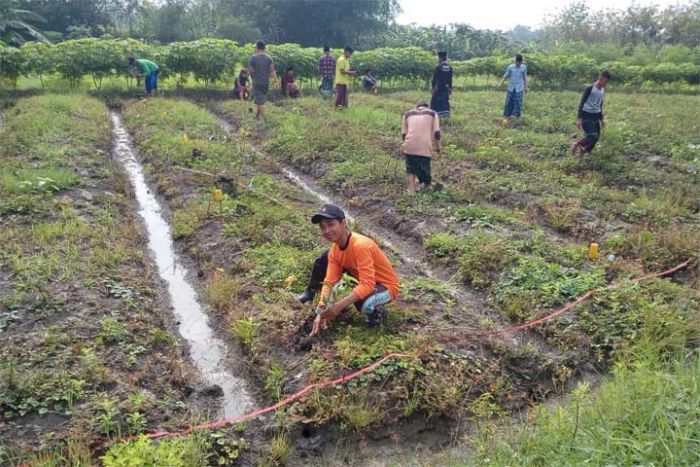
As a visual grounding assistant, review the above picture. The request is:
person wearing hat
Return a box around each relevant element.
[401,100,441,193]
[430,51,452,118]
[298,204,400,336]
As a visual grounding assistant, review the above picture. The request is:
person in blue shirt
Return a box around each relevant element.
[499,54,528,123]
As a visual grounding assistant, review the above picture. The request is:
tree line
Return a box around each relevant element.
[3,1,700,59]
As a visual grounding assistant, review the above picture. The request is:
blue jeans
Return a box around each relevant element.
[145,69,159,94]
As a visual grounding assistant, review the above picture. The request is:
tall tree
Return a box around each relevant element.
[0,0,47,45]
[231,0,400,46]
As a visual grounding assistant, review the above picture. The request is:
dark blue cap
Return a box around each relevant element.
[311,204,346,224]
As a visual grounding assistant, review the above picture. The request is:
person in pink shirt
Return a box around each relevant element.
[401,101,442,193]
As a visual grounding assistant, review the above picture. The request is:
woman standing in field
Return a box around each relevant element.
[571,70,612,160]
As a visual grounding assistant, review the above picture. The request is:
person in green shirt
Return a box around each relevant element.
[128,57,159,97]
[335,46,357,108]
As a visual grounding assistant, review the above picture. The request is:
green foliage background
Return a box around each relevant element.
[2,38,700,89]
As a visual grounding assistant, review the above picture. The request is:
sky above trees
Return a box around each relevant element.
[397,0,688,30]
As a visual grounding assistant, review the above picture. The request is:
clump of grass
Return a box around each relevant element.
[456,230,518,288]
[206,272,241,314]
[263,432,291,466]
[230,317,258,349]
[424,233,461,258]
[101,433,211,467]
[265,364,286,401]
[341,400,382,431]
[495,256,606,309]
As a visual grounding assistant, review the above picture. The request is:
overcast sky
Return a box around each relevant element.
[396,0,690,30]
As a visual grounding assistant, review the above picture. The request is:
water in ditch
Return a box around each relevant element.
[110,109,253,418]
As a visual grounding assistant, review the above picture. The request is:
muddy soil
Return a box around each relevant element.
[0,102,210,458]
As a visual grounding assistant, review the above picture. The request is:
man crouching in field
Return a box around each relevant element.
[298,204,400,336]
[571,70,611,159]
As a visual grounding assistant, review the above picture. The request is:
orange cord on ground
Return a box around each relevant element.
[97,258,693,448]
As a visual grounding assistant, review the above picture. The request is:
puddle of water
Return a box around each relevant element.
[110,110,253,418]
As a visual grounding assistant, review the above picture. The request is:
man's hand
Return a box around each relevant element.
[525,87,529,94]
[576,118,582,130]
[309,312,329,337]
[600,119,606,129]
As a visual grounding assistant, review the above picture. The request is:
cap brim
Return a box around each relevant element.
[311,212,341,224]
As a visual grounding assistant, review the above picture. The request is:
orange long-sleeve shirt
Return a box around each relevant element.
[319,233,400,307]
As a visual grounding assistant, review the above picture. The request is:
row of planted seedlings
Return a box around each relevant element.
[118,97,569,459]
[0,95,212,465]
[376,89,699,267]
[375,89,700,360]
[214,93,699,370]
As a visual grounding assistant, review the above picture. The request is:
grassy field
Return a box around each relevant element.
[0,96,199,464]
[0,86,698,465]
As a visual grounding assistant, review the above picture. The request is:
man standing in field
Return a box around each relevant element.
[299,204,400,335]
[248,41,277,119]
[571,70,612,160]
[430,51,453,119]
[128,57,159,97]
[499,54,528,123]
[401,101,441,193]
[318,46,336,99]
[335,46,358,109]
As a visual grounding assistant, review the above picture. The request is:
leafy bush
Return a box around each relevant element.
[8,39,700,88]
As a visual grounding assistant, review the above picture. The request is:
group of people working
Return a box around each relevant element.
[126,49,611,337]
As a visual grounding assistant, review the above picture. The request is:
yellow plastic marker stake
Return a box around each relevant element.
[588,242,599,260]
[214,188,223,219]
[181,134,190,145]
[284,275,297,289]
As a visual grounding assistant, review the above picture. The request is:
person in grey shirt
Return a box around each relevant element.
[571,70,611,159]
[248,41,277,119]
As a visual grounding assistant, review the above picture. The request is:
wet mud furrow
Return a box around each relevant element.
[110,109,254,418]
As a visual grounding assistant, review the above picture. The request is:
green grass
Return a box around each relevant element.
[5,88,696,464]
[0,95,193,463]
[463,350,700,466]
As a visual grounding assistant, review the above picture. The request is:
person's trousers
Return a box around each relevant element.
[145,69,159,94]
[306,250,391,316]
[503,90,523,117]
[335,84,348,107]
[576,111,602,153]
